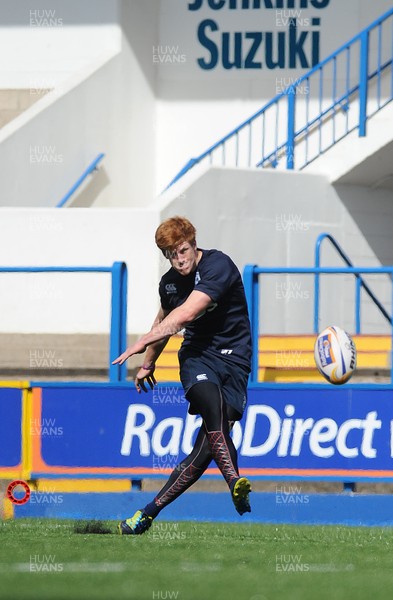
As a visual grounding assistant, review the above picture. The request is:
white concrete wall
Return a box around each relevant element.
[157,167,393,335]
[0,168,392,336]
[0,0,120,88]
[0,54,123,208]
[113,0,158,208]
[0,0,158,208]
[0,208,161,334]
[304,101,393,184]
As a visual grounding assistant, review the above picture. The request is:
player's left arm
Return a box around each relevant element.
[112,290,213,365]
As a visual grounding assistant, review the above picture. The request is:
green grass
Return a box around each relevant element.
[1,518,393,600]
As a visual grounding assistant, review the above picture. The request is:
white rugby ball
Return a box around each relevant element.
[314,326,357,385]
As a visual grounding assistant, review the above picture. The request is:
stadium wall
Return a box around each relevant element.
[0,208,160,334]
[1,162,392,336]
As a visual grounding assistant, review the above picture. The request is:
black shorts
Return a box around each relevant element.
[179,351,249,420]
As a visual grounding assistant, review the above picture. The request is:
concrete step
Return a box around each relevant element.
[0,89,49,129]
[0,333,140,381]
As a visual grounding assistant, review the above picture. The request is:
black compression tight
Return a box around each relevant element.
[144,382,240,518]
[186,381,240,487]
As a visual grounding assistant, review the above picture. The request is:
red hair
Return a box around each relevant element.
[155,216,196,254]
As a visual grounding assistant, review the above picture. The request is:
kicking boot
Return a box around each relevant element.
[118,510,153,535]
[231,477,252,515]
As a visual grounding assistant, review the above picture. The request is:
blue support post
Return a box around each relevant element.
[109,262,128,382]
[314,274,320,335]
[251,270,260,383]
[359,30,369,137]
[355,277,362,334]
[391,277,393,384]
[243,265,259,384]
[314,235,323,334]
[243,264,254,317]
[286,88,296,169]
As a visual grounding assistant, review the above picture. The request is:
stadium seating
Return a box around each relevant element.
[155,335,391,383]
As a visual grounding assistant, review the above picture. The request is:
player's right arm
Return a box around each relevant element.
[141,306,171,369]
[132,306,171,393]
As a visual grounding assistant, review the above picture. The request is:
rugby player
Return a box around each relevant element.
[113,216,252,535]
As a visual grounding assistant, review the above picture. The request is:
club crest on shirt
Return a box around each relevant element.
[194,271,201,285]
[165,283,177,294]
[196,373,208,381]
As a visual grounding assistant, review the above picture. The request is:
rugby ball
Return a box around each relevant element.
[314,326,357,385]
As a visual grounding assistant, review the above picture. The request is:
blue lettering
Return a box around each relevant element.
[289,22,309,68]
[265,31,286,69]
[222,31,242,68]
[188,0,329,8]
[244,32,262,69]
[312,27,320,66]
[196,20,320,70]
[197,19,219,69]
[209,0,226,8]
[188,0,203,10]
[311,0,329,7]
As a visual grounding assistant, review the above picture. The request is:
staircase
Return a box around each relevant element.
[0,89,49,129]
[155,335,391,383]
[165,7,393,190]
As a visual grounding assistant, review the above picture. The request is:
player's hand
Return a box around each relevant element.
[134,366,157,394]
[112,339,147,365]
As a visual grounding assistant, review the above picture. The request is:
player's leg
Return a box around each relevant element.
[187,381,238,485]
[118,425,212,535]
[144,425,212,517]
[118,401,243,534]
[186,381,251,515]
[142,400,240,518]
[118,381,250,535]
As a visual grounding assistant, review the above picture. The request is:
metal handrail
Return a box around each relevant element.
[0,263,127,382]
[243,264,393,384]
[56,153,105,208]
[314,233,392,334]
[165,6,393,189]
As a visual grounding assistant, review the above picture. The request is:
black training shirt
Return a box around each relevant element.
[159,249,252,369]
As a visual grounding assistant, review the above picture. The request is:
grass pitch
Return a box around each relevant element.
[1,519,393,600]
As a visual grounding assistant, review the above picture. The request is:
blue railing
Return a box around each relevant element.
[243,263,393,384]
[0,262,127,382]
[56,153,105,208]
[314,233,392,334]
[166,7,393,189]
